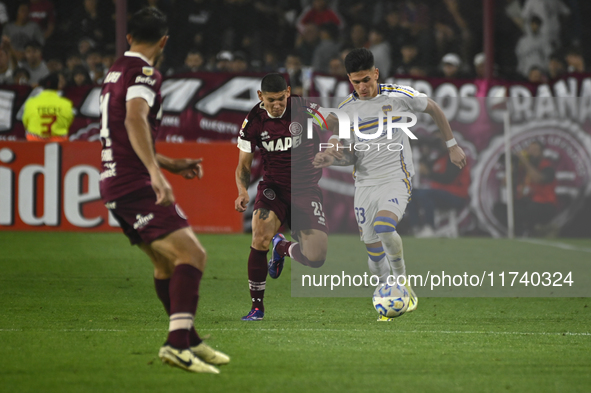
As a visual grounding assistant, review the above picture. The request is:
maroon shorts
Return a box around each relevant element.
[253,181,328,238]
[103,186,190,245]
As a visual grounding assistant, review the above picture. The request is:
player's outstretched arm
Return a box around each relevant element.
[423,98,467,169]
[125,98,174,206]
[156,154,204,180]
[235,150,254,212]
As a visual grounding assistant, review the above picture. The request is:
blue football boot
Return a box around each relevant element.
[268,233,286,279]
[241,308,264,321]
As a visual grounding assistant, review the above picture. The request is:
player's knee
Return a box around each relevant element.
[252,231,273,250]
[373,216,397,234]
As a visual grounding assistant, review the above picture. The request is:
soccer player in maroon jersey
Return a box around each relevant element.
[235,74,328,320]
[99,8,228,373]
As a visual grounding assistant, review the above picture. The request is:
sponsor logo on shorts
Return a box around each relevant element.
[289,122,303,136]
[133,213,154,229]
[175,204,187,219]
[105,202,116,209]
[263,188,276,200]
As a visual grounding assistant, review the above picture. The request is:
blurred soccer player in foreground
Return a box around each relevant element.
[98,7,228,373]
[235,74,328,321]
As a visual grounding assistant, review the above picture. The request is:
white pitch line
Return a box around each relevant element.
[518,238,591,254]
[1,327,589,336]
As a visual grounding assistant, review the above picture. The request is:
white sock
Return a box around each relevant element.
[367,255,390,284]
[377,231,406,278]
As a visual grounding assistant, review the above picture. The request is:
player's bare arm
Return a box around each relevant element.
[156,154,204,180]
[313,144,357,168]
[235,150,254,212]
[423,98,467,169]
[125,97,174,206]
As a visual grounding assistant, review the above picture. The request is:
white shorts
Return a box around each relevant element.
[354,180,412,243]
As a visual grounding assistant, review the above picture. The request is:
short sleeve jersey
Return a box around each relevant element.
[99,51,163,201]
[237,96,322,191]
[335,83,428,188]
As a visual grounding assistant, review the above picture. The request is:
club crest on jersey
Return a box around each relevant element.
[289,122,303,136]
[263,188,276,200]
[382,105,393,115]
[142,66,154,76]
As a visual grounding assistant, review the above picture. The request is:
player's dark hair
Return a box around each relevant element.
[40,73,60,90]
[261,73,287,93]
[128,7,168,44]
[344,48,374,74]
[25,40,42,51]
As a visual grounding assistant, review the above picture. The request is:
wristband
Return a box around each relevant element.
[328,134,340,142]
[446,138,457,148]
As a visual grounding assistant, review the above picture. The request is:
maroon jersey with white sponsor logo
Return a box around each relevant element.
[99,51,163,201]
[237,96,322,190]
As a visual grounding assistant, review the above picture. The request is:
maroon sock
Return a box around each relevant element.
[166,264,202,349]
[154,277,171,315]
[155,277,201,346]
[248,247,268,312]
[274,240,291,257]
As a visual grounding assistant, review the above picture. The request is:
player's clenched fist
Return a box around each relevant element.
[235,193,249,212]
[313,152,334,168]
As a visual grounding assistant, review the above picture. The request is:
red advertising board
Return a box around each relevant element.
[0,141,242,233]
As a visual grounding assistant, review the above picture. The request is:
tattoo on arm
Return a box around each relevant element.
[255,208,270,221]
[239,168,251,189]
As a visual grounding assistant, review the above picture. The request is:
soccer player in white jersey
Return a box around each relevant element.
[313,48,466,320]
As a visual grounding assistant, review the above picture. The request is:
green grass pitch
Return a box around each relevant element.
[1,232,590,393]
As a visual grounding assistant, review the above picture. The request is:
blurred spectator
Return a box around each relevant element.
[433,0,471,61]
[527,65,546,83]
[45,56,62,73]
[368,26,391,79]
[337,0,377,27]
[439,53,465,79]
[78,37,96,58]
[23,72,72,142]
[548,53,565,79]
[167,49,204,76]
[384,9,411,66]
[295,24,319,66]
[564,46,587,73]
[261,50,279,73]
[395,40,421,76]
[504,0,524,31]
[70,64,92,86]
[19,40,48,84]
[328,56,346,77]
[230,51,249,73]
[515,15,551,78]
[13,67,30,85]
[169,0,221,66]
[474,52,485,78]
[101,51,115,73]
[346,23,368,49]
[2,3,44,60]
[215,50,233,72]
[71,0,112,48]
[65,51,82,78]
[521,0,569,50]
[495,141,558,236]
[219,0,257,61]
[0,46,13,84]
[0,2,8,29]
[407,138,470,238]
[28,0,56,40]
[311,23,340,74]
[296,0,342,35]
[85,49,103,83]
[282,52,303,89]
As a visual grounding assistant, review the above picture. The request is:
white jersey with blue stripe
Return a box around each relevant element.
[336,83,428,188]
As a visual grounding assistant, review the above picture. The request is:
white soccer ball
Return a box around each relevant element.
[372,283,410,318]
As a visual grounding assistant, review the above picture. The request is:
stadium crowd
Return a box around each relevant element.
[1,0,589,88]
